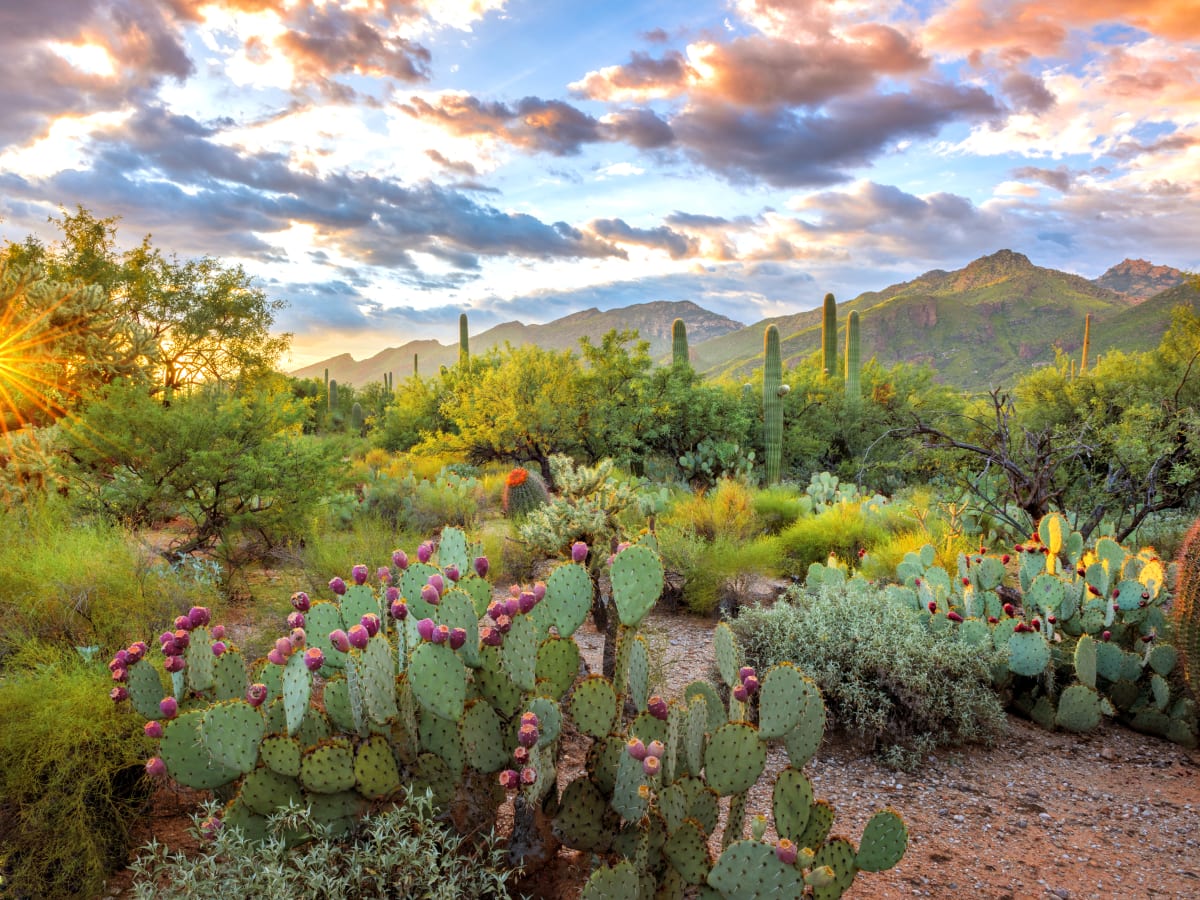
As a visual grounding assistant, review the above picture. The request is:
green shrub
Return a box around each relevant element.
[662,477,759,543]
[752,484,811,534]
[774,503,892,576]
[658,530,779,615]
[129,792,518,900]
[0,645,152,898]
[733,583,1007,767]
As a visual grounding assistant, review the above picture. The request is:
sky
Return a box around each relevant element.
[0,0,1198,370]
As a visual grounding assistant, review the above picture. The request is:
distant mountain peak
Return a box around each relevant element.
[954,249,1034,290]
[1094,259,1186,301]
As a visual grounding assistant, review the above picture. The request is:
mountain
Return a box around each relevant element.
[292,300,743,387]
[1092,279,1200,355]
[1093,259,1187,301]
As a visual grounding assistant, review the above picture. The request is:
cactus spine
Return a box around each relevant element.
[845,310,860,402]
[1080,313,1092,375]
[459,313,470,369]
[672,318,689,367]
[1175,517,1200,701]
[821,293,837,379]
[763,325,782,485]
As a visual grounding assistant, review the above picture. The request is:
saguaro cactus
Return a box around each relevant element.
[672,318,689,367]
[459,313,470,369]
[1175,516,1200,701]
[413,353,419,378]
[1080,313,1092,375]
[845,310,861,402]
[821,292,837,379]
[329,379,339,411]
[763,325,782,485]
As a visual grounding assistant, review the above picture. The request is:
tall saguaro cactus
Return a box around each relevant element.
[845,310,861,402]
[459,313,470,369]
[1080,313,1092,375]
[821,292,838,379]
[1175,517,1200,702]
[672,318,689,367]
[763,325,783,485]
[413,353,419,378]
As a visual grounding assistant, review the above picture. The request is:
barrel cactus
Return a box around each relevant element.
[502,467,550,518]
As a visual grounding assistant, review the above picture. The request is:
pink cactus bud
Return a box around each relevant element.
[927,601,938,614]
[988,616,999,624]
[518,592,536,614]
[377,566,391,583]
[1002,554,1011,564]
[173,629,191,649]
[503,598,520,618]
[174,615,192,632]
[275,637,294,657]
[199,816,222,840]
[647,696,668,720]
[962,577,971,586]
[732,683,749,702]
[110,686,129,702]
[626,738,647,760]
[444,565,460,583]
[428,574,446,596]
[188,606,210,628]
[287,611,305,629]
[289,627,306,649]
[642,755,661,777]
[421,584,440,606]
[392,549,409,570]
[146,756,167,778]
[513,745,530,764]
[498,769,519,789]
[417,619,436,642]
[159,697,178,719]
[348,624,370,650]
[473,556,489,578]
[1048,614,1058,624]
[571,541,588,563]
[390,600,409,620]
[742,675,760,694]
[329,629,351,653]
[775,838,798,865]
[350,565,368,585]
[738,666,755,682]
[449,627,467,650]
[1003,603,1016,616]
[266,648,288,666]
[432,624,451,645]
[532,582,546,602]
[210,625,225,641]
[417,542,433,564]
[212,641,227,656]
[144,720,164,739]
[1102,630,1112,642]
[164,654,186,673]
[947,611,964,623]
[291,591,311,612]
[361,614,380,637]
[329,576,346,595]
[520,767,537,785]
[495,614,512,634]
[246,683,268,707]
[518,723,540,747]
[481,626,502,646]
[304,647,325,671]
[1030,617,1041,629]
[386,586,400,603]
[647,740,665,758]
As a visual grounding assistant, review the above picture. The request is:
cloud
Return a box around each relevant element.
[1001,71,1056,112]
[569,51,694,102]
[589,218,700,259]
[1010,165,1075,192]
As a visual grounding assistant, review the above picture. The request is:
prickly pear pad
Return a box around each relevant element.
[212,648,247,701]
[713,622,741,687]
[437,589,480,667]
[340,584,378,627]
[409,642,467,722]
[501,614,538,691]
[475,645,522,718]
[545,562,592,637]
[582,860,640,900]
[610,544,663,626]
[300,738,356,794]
[782,676,826,769]
[201,700,265,774]
[611,749,649,821]
[185,626,215,693]
[535,636,580,700]
[460,700,509,773]
[418,710,464,773]
[304,602,347,671]
[354,734,401,799]
[358,636,398,725]
[569,674,617,738]
[627,635,649,711]
[398,562,440,620]
[260,734,302,777]
[459,575,492,618]
[1055,683,1103,732]
[552,777,613,853]
[757,663,806,739]
[127,659,166,719]
[856,808,908,872]
[798,799,834,850]
[811,836,858,900]
[704,722,765,796]
[438,526,470,574]
[665,818,711,884]
[239,767,303,816]
[159,710,240,790]
[706,840,804,899]
[281,650,310,737]
[526,696,563,747]
[772,766,814,844]
[1006,630,1050,677]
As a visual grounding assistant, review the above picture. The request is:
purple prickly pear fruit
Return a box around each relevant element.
[390,600,409,620]
[417,542,433,564]
[495,614,512,634]
[521,711,540,727]
[449,627,467,650]
[1102,630,1112,642]
[417,619,436,642]
[211,641,227,657]
[571,541,588,563]
[988,616,999,624]
[927,601,938,614]
[481,626,502,646]
[393,549,409,570]
[1048,614,1058,624]
[289,627,306,648]
[518,592,536,614]
[377,566,391,584]
[159,631,174,647]
[487,601,505,621]
[647,696,668,720]
[188,606,210,628]
[114,649,131,666]
[428,574,445,596]
[647,740,665,758]
[385,586,400,603]
[1030,617,1041,629]
[1003,603,1016,616]
[420,584,440,606]
[164,655,186,673]
[351,564,368,585]
[432,624,450,644]
[287,612,305,629]
[361,614,380,637]
[329,576,346,596]
[498,769,519,790]
[173,629,190,649]
[174,615,192,632]
[275,637,294,657]
[518,723,539,747]
[510,584,521,597]
[145,757,167,778]
[532,582,546,602]
[347,624,369,650]
[626,738,647,760]
[732,683,749,702]
[329,629,351,653]
[947,611,964,623]
[738,666,755,682]
[304,647,325,671]
[520,767,537,785]
[291,591,311,612]
[127,642,148,662]
[111,666,128,682]
[266,648,288,666]
[445,565,460,583]
[159,697,178,719]
[246,683,268,707]
[474,556,489,578]
[504,598,520,618]
[513,745,530,764]
[108,657,125,673]
[642,755,661,777]
[110,686,129,702]
[742,675,760,694]
[210,625,225,641]
[775,838,798,865]
[199,816,222,840]
[144,720,164,739]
